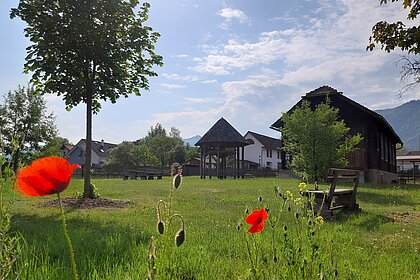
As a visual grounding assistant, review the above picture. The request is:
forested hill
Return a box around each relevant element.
[376,100,420,151]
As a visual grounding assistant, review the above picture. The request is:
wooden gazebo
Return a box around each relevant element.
[195,118,249,179]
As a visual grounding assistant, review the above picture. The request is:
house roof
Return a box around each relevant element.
[245,131,281,149]
[65,139,117,159]
[270,85,402,144]
[406,151,420,156]
[61,144,74,151]
[91,140,117,157]
[196,117,249,146]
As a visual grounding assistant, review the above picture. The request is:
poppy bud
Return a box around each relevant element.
[173,174,182,189]
[258,196,262,202]
[157,221,164,235]
[175,229,185,247]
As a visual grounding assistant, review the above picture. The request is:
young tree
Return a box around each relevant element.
[367,0,419,92]
[0,85,57,172]
[280,100,362,182]
[11,0,163,198]
[34,136,70,159]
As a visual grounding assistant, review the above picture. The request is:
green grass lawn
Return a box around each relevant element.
[3,176,420,279]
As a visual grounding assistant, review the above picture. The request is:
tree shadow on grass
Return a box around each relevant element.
[357,191,417,207]
[11,212,151,279]
[363,183,420,191]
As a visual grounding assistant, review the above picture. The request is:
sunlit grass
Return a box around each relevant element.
[3,177,419,279]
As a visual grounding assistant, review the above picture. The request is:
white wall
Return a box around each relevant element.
[244,133,281,170]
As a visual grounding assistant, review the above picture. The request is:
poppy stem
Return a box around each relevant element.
[57,192,79,280]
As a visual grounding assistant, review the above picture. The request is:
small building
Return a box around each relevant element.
[65,139,117,168]
[196,118,249,179]
[270,86,402,184]
[397,151,420,172]
[243,131,282,170]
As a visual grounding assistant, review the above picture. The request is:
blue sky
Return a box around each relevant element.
[1,0,419,144]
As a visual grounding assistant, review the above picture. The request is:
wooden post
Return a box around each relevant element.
[217,146,220,179]
[241,146,245,179]
[209,153,212,179]
[236,147,240,179]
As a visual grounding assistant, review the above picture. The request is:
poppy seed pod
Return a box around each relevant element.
[157,221,164,235]
[175,229,185,247]
[173,174,182,189]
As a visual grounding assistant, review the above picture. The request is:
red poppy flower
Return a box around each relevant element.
[246,208,268,233]
[16,156,80,196]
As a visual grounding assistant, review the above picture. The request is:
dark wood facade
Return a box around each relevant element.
[270,86,402,176]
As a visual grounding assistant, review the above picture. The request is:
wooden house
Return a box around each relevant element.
[270,86,402,184]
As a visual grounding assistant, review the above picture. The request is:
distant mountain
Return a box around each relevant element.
[376,100,420,151]
[183,135,201,146]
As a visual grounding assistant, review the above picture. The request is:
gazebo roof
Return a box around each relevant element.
[196,118,249,147]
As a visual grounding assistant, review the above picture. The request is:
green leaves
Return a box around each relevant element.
[280,99,362,182]
[11,0,163,113]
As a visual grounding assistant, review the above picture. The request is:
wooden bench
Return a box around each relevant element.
[303,168,360,218]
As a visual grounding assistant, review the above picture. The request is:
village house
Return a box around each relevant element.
[65,139,117,168]
[243,131,281,170]
[270,86,402,184]
[397,151,420,172]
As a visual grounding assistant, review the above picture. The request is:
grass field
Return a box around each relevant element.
[3,176,420,279]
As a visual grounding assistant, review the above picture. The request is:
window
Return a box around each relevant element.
[266,149,272,158]
[385,138,389,162]
[277,150,280,159]
[380,133,384,160]
[376,133,380,152]
[266,161,272,167]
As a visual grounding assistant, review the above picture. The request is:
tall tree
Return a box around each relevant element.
[11,0,163,198]
[280,100,362,182]
[367,0,420,92]
[0,85,57,172]
[147,123,167,138]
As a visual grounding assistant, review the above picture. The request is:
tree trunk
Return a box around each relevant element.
[12,148,20,174]
[83,90,94,198]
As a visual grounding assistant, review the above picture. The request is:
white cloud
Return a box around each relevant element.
[217,7,250,24]
[160,83,187,89]
[201,79,218,84]
[176,54,189,59]
[184,97,222,104]
[162,73,199,82]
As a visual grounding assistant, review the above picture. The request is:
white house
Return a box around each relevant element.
[243,131,282,170]
[64,139,117,168]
